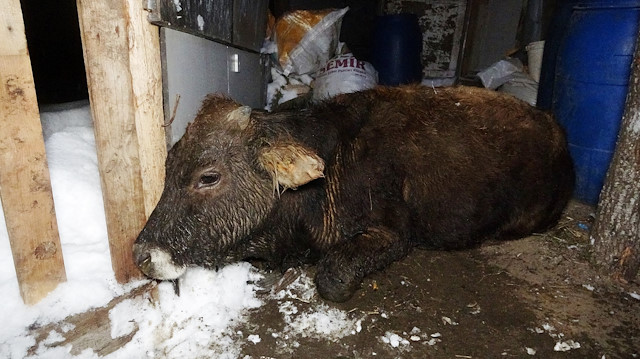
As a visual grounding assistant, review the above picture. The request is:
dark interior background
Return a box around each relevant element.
[21,0,556,105]
[21,0,88,105]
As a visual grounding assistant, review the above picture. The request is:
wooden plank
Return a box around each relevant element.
[233,0,269,52]
[125,0,168,217]
[149,0,233,44]
[76,0,166,283]
[0,0,67,305]
[28,282,154,356]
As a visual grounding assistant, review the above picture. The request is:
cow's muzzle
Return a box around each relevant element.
[133,242,186,280]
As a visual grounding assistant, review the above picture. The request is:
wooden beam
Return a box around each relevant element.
[125,0,167,218]
[0,0,67,305]
[76,0,166,283]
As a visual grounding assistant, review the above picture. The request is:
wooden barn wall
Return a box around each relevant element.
[148,0,268,52]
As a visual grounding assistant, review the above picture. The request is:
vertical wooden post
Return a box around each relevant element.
[76,0,166,283]
[125,0,167,219]
[0,0,67,304]
[592,33,640,282]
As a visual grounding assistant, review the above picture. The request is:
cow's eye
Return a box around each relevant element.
[196,172,221,189]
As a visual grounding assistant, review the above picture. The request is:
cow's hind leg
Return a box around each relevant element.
[315,227,411,302]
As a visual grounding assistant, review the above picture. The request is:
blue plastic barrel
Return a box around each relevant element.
[371,14,423,86]
[537,0,582,110]
[552,1,640,204]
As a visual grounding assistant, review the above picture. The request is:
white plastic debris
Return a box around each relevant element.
[477,58,523,90]
[498,72,538,106]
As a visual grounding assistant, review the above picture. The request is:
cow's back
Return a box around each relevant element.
[326,85,574,249]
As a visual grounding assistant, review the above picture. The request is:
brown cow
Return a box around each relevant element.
[133,85,574,302]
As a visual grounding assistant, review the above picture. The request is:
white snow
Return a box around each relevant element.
[108,265,263,359]
[282,302,359,339]
[0,101,130,358]
[273,271,362,341]
[0,101,361,358]
[380,331,410,349]
[553,339,581,352]
[582,284,595,291]
[246,334,261,344]
[272,269,316,303]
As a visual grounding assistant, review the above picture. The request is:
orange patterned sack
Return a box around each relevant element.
[275,10,332,68]
[274,8,349,75]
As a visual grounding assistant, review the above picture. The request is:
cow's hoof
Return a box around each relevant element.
[315,263,361,302]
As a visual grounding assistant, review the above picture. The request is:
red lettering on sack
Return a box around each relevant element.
[335,59,349,68]
[320,56,367,75]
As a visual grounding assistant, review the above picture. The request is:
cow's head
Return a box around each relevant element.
[133,95,324,280]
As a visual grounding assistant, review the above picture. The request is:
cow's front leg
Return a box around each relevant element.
[315,227,411,302]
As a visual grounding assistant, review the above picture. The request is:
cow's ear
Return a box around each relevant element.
[226,105,252,130]
[259,143,325,191]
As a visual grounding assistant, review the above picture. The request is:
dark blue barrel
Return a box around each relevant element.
[371,14,423,86]
[537,0,582,110]
[552,1,640,204]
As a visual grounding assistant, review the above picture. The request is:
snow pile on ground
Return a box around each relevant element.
[0,101,128,358]
[273,270,362,339]
[279,301,360,340]
[107,265,263,359]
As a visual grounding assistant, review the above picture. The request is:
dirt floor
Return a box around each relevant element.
[30,201,640,358]
[245,200,640,358]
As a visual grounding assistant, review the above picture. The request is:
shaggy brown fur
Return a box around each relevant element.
[134,85,574,302]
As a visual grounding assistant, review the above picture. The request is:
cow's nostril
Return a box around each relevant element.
[139,252,151,266]
[135,251,153,274]
[133,243,152,267]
